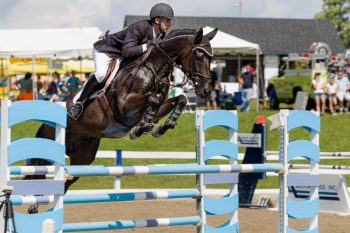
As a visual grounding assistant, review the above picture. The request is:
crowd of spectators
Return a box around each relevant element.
[205,62,255,112]
[15,70,84,102]
[312,69,350,116]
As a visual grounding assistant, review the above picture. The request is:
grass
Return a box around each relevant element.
[98,110,350,152]
[8,110,350,190]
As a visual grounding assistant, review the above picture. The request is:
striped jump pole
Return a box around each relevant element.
[64,164,283,177]
[63,216,201,232]
[11,189,200,206]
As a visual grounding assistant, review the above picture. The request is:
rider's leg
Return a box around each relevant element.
[67,75,101,119]
[67,49,115,120]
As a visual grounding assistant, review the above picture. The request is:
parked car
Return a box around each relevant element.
[267,53,328,109]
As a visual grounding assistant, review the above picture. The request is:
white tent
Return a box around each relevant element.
[203,26,259,55]
[0,27,102,99]
[203,26,261,111]
[0,27,102,58]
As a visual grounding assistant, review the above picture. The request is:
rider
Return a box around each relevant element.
[67,3,174,120]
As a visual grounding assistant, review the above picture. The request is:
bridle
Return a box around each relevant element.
[188,45,213,88]
[154,41,213,88]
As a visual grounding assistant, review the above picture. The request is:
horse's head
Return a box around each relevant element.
[156,28,217,98]
[179,28,218,98]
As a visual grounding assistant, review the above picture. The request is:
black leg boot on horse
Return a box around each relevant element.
[67,75,100,120]
[129,95,161,139]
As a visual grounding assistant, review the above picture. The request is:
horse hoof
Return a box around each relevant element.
[28,205,39,214]
[129,127,140,140]
[151,125,162,138]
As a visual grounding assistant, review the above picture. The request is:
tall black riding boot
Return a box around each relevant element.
[67,75,100,120]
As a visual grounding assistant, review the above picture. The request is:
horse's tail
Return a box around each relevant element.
[35,123,55,140]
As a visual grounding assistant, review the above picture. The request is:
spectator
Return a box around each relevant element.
[238,64,255,112]
[37,75,44,93]
[228,71,236,82]
[335,70,350,113]
[16,72,33,100]
[37,75,45,100]
[344,59,350,77]
[311,72,326,115]
[213,59,223,82]
[46,78,58,96]
[67,70,81,95]
[46,72,59,102]
[326,77,338,116]
[63,71,71,83]
[206,70,218,110]
[246,62,256,75]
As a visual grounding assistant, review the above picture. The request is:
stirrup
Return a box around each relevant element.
[67,102,84,120]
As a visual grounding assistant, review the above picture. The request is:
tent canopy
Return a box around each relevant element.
[0,27,102,58]
[203,26,259,55]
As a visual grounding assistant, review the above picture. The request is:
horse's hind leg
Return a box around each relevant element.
[25,124,55,213]
[65,136,101,192]
[151,94,187,138]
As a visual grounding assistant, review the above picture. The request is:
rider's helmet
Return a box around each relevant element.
[150,3,174,20]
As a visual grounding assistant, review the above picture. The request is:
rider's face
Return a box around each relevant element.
[160,17,172,33]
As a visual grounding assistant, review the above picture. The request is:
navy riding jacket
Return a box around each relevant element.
[94,20,154,59]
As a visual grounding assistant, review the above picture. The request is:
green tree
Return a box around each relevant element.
[315,0,350,48]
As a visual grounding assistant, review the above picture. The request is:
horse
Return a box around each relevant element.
[26,27,217,212]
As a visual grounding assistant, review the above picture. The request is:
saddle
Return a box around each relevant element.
[95,47,156,134]
[93,58,120,132]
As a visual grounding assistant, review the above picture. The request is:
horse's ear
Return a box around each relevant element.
[194,28,203,44]
[205,27,218,41]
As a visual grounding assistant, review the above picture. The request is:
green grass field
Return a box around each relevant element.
[9,110,350,190]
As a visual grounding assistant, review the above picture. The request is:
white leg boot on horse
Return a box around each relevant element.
[67,75,100,120]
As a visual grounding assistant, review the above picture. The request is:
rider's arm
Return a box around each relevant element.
[122,23,148,58]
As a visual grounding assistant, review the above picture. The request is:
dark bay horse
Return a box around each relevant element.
[28,28,217,196]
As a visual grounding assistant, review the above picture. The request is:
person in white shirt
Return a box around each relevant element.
[334,70,350,113]
[311,72,326,115]
[326,77,338,115]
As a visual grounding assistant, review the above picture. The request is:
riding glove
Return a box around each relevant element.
[146,37,161,47]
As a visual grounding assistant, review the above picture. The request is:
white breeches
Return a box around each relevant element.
[93,48,121,83]
[73,49,121,103]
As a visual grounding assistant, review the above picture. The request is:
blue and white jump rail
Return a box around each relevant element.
[0,100,320,233]
[0,100,66,233]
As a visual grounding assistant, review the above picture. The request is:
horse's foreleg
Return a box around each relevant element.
[151,94,187,138]
[129,94,163,139]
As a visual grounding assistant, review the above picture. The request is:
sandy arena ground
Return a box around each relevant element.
[13,194,350,233]
[60,197,350,233]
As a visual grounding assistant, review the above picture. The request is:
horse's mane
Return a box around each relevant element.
[164,29,197,39]
[119,29,198,71]
[116,29,202,88]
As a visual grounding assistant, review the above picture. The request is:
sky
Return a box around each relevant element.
[0,0,324,32]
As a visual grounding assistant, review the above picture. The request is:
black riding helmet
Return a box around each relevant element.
[150,3,174,19]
